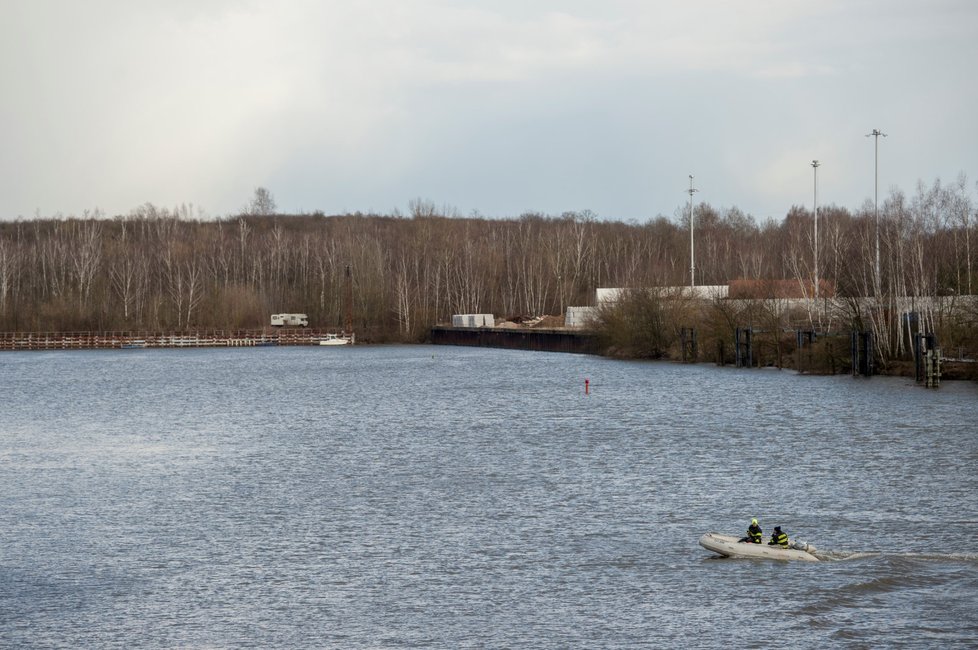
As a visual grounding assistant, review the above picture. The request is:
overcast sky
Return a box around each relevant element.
[2,0,976,222]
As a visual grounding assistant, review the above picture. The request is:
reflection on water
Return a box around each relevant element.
[2,345,977,647]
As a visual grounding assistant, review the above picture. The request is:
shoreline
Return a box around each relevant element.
[3,327,974,382]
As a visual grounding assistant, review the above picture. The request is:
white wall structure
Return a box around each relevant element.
[565,306,597,329]
[596,286,728,303]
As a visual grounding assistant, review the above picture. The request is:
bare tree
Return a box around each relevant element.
[108,221,147,324]
[0,237,18,315]
[69,214,103,314]
[248,187,277,216]
[392,252,414,335]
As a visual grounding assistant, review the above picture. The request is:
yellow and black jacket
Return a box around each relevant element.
[768,530,789,547]
[746,524,763,543]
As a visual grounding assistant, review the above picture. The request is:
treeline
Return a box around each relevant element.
[0,178,975,359]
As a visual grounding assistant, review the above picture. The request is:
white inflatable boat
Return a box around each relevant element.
[699,532,819,562]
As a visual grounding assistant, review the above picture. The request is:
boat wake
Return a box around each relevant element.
[813,549,978,564]
[812,550,880,561]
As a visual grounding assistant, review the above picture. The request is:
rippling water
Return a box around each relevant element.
[2,345,977,647]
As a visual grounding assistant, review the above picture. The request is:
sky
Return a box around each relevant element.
[2,0,976,222]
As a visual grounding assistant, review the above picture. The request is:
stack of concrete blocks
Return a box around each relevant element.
[452,314,495,328]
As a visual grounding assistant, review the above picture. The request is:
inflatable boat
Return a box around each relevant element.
[699,532,819,562]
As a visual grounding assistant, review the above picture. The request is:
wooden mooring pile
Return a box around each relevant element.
[914,333,941,388]
[684,325,948,386]
[0,329,350,351]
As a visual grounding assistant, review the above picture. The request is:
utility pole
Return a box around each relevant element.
[688,175,699,287]
[345,264,353,334]
[812,160,820,301]
[866,129,887,293]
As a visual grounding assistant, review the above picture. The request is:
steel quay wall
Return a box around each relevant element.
[430,326,597,354]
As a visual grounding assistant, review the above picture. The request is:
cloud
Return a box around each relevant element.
[1,0,976,219]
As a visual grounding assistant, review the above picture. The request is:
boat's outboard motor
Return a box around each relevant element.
[791,540,815,553]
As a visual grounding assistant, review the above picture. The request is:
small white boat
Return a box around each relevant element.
[699,532,819,562]
[319,333,353,346]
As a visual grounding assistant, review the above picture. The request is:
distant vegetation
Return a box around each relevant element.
[1,181,976,372]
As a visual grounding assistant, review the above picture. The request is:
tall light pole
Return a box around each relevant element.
[688,174,698,287]
[811,160,820,301]
[866,128,887,291]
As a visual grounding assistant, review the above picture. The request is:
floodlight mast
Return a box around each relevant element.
[688,175,699,288]
[866,128,887,293]
[812,160,820,301]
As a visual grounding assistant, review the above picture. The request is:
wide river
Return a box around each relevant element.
[2,345,977,648]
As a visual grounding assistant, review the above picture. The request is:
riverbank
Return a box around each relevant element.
[3,326,974,381]
[430,325,978,381]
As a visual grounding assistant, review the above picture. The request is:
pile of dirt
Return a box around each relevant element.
[531,315,565,329]
[491,315,566,329]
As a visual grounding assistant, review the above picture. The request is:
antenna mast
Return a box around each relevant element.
[688,175,699,287]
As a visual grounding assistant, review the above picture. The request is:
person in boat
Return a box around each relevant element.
[739,518,763,543]
[768,526,789,548]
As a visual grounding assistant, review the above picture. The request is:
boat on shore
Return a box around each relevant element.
[699,532,819,562]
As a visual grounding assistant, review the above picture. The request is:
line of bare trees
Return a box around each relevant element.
[0,177,975,359]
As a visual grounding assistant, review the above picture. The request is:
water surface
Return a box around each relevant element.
[2,345,977,647]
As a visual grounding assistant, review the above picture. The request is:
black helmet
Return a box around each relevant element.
[774,526,781,531]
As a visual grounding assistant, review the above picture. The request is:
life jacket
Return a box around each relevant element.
[769,531,789,547]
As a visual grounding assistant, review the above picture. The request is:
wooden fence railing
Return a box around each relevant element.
[0,329,352,351]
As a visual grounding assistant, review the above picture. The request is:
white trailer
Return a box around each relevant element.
[270,313,309,327]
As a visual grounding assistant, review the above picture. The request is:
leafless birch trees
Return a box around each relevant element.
[0,181,974,360]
